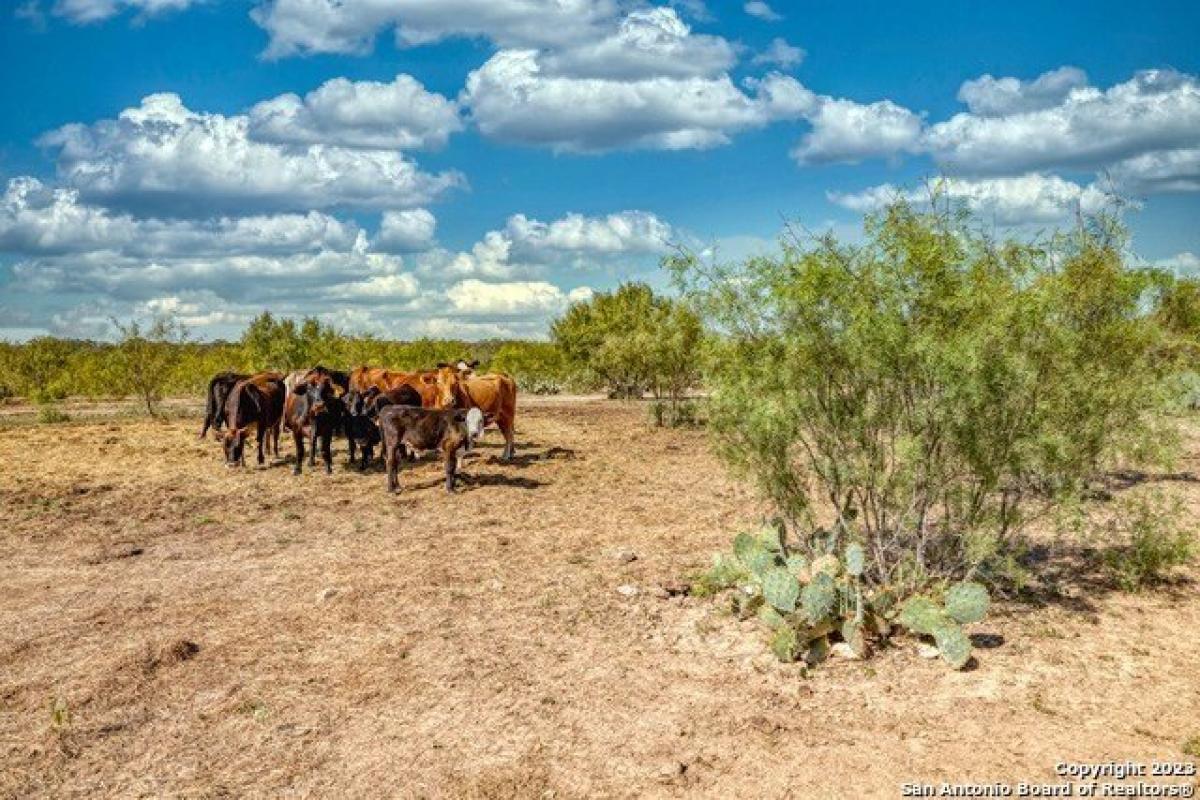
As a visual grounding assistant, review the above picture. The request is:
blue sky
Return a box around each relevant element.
[2,0,1198,341]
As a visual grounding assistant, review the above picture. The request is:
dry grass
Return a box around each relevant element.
[1,399,1198,798]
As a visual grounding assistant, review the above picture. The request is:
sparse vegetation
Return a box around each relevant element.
[35,403,70,424]
[1100,492,1195,591]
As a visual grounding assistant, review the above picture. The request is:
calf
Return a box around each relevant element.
[343,385,422,470]
[199,371,248,439]
[284,376,344,474]
[378,405,485,493]
[222,373,285,467]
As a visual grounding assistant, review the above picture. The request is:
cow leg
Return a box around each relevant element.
[292,429,304,475]
[500,418,515,461]
[256,427,266,466]
[308,428,317,467]
[321,431,333,474]
[360,443,372,471]
[348,435,357,467]
[444,452,457,493]
[386,445,400,493]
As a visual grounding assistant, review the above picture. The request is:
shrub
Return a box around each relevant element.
[491,342,568,395]
[36,404,70,424]
[1101,492,1194,591]
[649,399,701,428]
[668,202,1177,597]
[110,314,189,416]
[552,283,702,402]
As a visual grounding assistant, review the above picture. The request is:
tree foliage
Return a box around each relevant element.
[668,202,1181,592]
[550,282,702,400]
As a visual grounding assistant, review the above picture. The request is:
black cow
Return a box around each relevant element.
[200,371,248,439]
[284,376,344,475]
[378,405,485,493]
[344,385,422,470]
[223,373,286,467]
[305,365,351,395]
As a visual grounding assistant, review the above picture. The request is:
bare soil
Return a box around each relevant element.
[1,399,1197,798]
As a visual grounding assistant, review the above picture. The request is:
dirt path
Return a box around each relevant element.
[1,402,1197,798]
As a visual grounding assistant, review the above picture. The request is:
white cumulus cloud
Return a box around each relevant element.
[251,0,619,58]
[40,92,464,216]
[463,50,814,152]
[446,279,591,315]
[375,208,438,253]
[248,74,462,151]
[828,173,1113,226]
[927,69,1200,176]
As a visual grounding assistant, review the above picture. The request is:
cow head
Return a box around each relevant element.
[465,407,485,442]
[223,428,247,466]
[303,376,335,419]
[434,364,465,409]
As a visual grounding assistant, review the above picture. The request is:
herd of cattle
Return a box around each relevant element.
[198,361,518,493]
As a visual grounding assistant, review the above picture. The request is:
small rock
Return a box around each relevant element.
[616,584,639,597]
[612,549,638,563]
[652,581,691,600]
[916,643,940,659]
[830,642,861,660]
[317,587,339,603]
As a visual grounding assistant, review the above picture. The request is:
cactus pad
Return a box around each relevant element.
[945,582,989,625]
[897,596,950,635]
[762,567,801,613]
[801,573,837,624]
[933,624,972,670]
[770,626,801,663]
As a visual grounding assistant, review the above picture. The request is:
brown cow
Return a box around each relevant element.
[283,376,343,475]
[433,365,518,460]
[349,365,440,406]
[222,372,285,467]
[200,371,248,439]
[378,405,485,493]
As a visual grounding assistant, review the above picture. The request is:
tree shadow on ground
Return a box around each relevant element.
[1006,539,1196,618]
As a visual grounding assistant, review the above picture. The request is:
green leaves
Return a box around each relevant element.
[672,198,1175,598]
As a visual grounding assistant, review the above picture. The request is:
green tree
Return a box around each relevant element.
[668,202,1175,591]
[551,282,701,400]
[110,314,189,416]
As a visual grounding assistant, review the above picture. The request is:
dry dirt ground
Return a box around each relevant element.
[1,399,1197,799]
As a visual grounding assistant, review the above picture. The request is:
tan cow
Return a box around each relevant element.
[349,366,440,407]
[433,365,518,460]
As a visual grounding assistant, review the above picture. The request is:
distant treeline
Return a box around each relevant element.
[0,312,577,403]
[0,283,705,406]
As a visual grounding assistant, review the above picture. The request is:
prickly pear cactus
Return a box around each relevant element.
[771,626,801,663]
[801,572,837,624]
[945,581,989,625]
[758,604,787,629]
[785,553,808,578]
[841,619,868,658]
[761,567,801,613]
[933,624,972,670]
[844,543,866,578]
[897,596,950,635]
